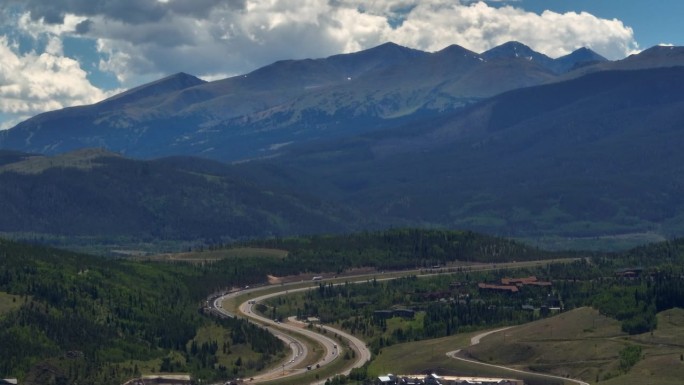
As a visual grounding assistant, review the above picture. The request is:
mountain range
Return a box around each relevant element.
[0,41,607,162]
[2,42,684,251]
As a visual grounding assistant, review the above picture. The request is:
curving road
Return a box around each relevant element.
[212,284,371,384]
[238,289,339,381]
[446,328,590,385]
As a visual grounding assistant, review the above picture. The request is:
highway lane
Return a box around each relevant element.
[210,290,311,381]
[211,284,370,384]
[293,318,371,382]
[237,289,340,381]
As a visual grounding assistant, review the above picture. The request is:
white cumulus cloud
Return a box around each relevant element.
[14,0,639,86]
[0,36,111,129]
[379,2,638,59]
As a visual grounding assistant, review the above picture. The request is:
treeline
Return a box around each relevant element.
[187,228,571,294]
[585,269,684,334]
[527,254,684,335]
[0,239,284,384]
[246,228,572,272]
[574,241,684,334]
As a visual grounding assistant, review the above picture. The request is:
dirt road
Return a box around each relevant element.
[446,328,589,385]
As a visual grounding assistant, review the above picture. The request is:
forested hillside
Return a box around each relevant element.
[0,239,285,384]
[0,150,360,251]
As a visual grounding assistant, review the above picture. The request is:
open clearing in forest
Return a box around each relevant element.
[0,291,22,316]
[144,247,289,263]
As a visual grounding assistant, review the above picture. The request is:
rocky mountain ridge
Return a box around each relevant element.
[0,41,608,162]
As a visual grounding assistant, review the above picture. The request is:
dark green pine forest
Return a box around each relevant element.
[0,238,286,384]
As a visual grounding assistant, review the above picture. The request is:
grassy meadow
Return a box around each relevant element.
[145,247,288,263]
[368,307,684,385]
[0,291,23,316]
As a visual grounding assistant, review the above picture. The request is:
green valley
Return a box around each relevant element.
[3,228,684,384]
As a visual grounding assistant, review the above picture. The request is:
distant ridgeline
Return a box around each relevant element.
[0,41,612,162]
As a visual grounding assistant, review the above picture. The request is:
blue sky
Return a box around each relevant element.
[0,0,679,129]
[519,0,683,49]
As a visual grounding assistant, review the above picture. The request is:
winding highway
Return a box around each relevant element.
[211,284,371,384]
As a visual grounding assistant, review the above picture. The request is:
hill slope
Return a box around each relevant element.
[263,66,684,241]
[467,307,684,385]
[0,238,285,384]
[0,150,361,247]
